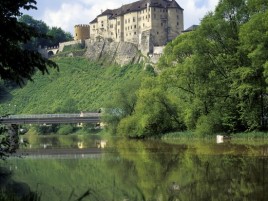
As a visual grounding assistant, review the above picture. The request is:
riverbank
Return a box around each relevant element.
[161,131,268,141]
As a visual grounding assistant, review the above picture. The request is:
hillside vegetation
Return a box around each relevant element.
[0,57,152,115]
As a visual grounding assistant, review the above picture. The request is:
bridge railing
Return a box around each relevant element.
[1,113,100,119]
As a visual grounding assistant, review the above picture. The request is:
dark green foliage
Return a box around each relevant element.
[0,124,21,161]
[47,26,73,47]
[0,167,40,201]
[18,15,73,49]
[57,125,74,135]
[0,1,58,85]
[35,124,59,135]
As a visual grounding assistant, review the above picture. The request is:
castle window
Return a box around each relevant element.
[146,15,147,19]
[161,22,163,26]
[177,15,179,19]
[177,22,179,26]
[110,24,113,28]
[154,8,156,11]
[117,21,120,25]
[134,25,136,29]
[134,32,136,35]
[133,17,135,22]
[125,19,127,24]
[128,19,130,23]
[143,23,145,27]
[131,26,132,29]
[148,14,150,18]
[154,14,156,19]
[157,32,159,34]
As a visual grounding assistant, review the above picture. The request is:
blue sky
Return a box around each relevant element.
[23,0,219,34]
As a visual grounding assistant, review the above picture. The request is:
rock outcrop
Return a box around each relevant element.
[84,39,142,66]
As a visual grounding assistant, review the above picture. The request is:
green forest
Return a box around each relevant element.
[107,0,268,137]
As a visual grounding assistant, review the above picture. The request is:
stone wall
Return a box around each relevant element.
[59,40,85,52]
[139,30,154,55]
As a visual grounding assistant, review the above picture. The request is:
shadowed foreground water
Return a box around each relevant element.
[1,135,268,201]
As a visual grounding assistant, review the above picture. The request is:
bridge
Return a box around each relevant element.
[0,113,101,125]
[38,46,59,58]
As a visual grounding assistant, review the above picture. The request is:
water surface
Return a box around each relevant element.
[1,135,268,201]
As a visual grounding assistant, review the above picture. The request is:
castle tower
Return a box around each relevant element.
[74,24,90,40]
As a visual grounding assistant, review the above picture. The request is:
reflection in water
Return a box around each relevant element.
[0,167,40,200]
[1,136,268,201]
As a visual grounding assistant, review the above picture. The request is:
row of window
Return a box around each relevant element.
[95,19,180,31]
[98,13,180,27]
[126,32,137,37]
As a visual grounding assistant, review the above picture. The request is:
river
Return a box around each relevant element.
[1,134,268,201]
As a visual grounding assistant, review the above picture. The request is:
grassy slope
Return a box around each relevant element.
[0,56,147,114]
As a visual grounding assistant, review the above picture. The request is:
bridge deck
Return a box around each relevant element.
[0,113,101,124]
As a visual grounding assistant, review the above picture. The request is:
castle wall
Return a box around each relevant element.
[97,15,109,38]
[167,8,183,41]
[124,12,139,44]
[74,25,90,40]
[117,16,124,42]
[108,18,117,41]
[151,7,168,46]
[59,40,85,52]
[90,22,98,39]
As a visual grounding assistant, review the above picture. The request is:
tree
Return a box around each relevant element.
[103,81,140,134]
[0,0,58,159]
[47,27,73,47]
[18,14,49,50]
[0,0,58,85]
[18,15,73,49]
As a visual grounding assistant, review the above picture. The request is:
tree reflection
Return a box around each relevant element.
[110,139,268,201]
[0,167,40,201]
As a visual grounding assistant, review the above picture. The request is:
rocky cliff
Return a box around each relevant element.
[84,39,142,66]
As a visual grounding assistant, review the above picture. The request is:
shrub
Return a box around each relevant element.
[57,125,74,135]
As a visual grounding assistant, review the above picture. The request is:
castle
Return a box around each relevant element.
[74,0,184,54]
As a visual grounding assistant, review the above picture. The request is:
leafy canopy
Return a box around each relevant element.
[0,0,58,85]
